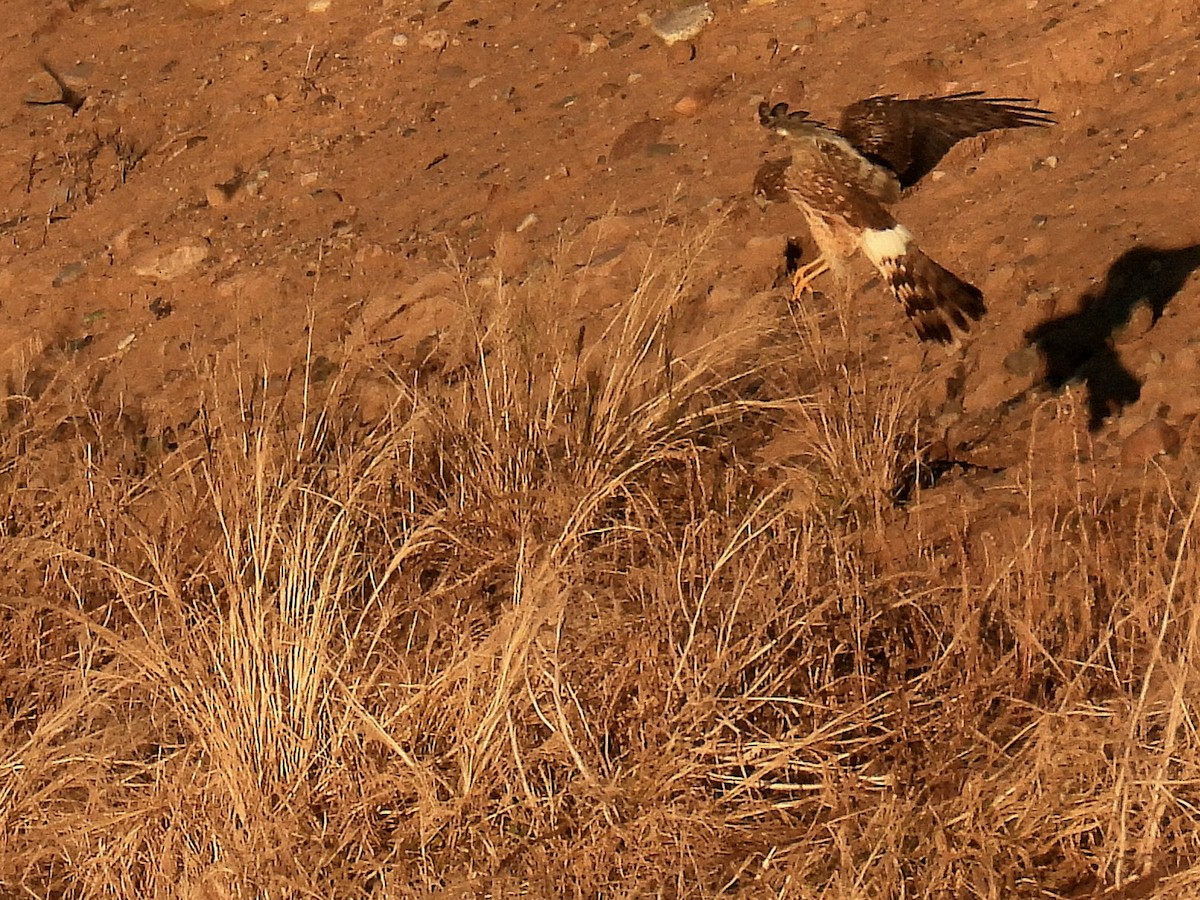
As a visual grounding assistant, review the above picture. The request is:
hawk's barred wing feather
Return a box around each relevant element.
[815,135,902,206]
[784,140,897,232]
[838,92,1054,188]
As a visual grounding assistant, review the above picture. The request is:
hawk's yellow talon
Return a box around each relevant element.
[789,257,830,302]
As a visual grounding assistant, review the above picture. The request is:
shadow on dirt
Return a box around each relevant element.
[1027,243,1200,429]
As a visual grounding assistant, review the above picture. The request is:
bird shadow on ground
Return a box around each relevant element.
[1026,243,1200,430]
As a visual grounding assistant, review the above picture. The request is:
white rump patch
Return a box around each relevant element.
[860,225,914,268]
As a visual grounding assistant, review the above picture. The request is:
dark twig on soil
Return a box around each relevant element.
[25,60,87,116]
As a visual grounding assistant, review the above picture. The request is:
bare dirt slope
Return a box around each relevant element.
[3,0,1199,467]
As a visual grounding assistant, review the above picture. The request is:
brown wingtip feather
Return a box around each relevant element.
[921,91,1057,126]
[884,249,987,343]
[758,100,810,129]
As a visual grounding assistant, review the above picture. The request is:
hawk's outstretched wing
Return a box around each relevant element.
[838,92,1054,188]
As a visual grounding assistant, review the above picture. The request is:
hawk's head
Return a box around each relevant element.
[758,101,821,140]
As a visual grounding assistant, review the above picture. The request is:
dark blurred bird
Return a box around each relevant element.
[757,92,1053,342]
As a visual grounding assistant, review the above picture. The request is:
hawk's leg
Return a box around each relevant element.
[790,256,830,301]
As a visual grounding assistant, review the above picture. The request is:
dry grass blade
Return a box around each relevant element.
[3,215,1200,898]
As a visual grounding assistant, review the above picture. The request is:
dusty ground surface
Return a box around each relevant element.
[4,0,1200,476]
[4,0,1200,895]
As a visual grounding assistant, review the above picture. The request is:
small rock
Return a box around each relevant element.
[672,89,709,116]
[1121,418,1181,468]
[610,117,664,161]
[553,32,589,57]
[1115,302,1154,345]
[206,168,264,207]
[1024,285,1058,313]
[133,240,209,281]
[793,14,817,34]
[205,184,234,208]
[356,379,393,426]
[306,0,330,11]
[242,169,270,198]
[52,261,86,288]
[107,225,137,259]
[743,235,786,254]
[308,355,337,384]
[577,245,626,273]
[645,3,714,45]
[419,29,449,51]
[392,33,409,49]
[667,42,697,64]
[1002,346,1041,378]
[983,264,1017,296]
[1172,346,1198,373]
[963,372,1012,416]
[897,55,948,90]
[493,231,531,273]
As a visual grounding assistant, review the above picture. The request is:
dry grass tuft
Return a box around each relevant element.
[3,221,1200,898]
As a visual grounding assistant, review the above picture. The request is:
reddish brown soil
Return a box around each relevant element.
[6,3,1200,896]
[3,0,1200,504]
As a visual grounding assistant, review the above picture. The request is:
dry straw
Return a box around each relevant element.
[2,216,1199,898]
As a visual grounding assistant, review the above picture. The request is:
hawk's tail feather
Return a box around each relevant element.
[888,247,986,343]
[860,226,985,343]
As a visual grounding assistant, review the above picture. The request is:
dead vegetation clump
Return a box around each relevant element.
[2,228,1200,899]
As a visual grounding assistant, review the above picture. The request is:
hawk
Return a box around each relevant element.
[758,92,1054,342]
